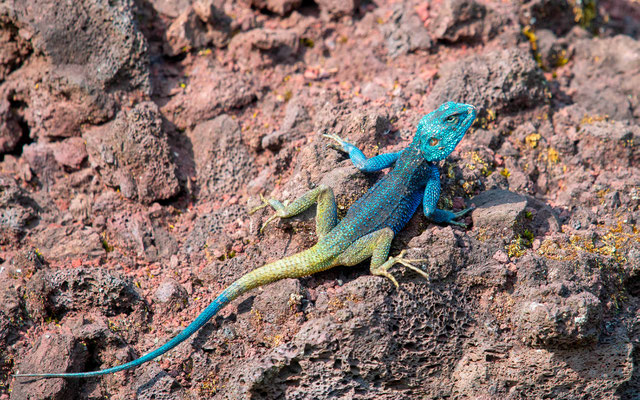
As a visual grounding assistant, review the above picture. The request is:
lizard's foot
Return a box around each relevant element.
[249,193,270,214]
[429,207,475,228]
[371,250,429,289]
[322,133,347,151]
[250,194,288,233]
[448,207,475,228]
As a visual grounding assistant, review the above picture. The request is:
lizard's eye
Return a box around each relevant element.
[445,115,458,124]
[429,137,439,146]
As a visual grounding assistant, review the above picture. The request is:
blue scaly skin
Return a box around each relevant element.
[14,101,476,379]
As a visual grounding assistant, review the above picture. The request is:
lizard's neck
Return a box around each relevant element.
[394,143,432,172]
[390,143,433,187]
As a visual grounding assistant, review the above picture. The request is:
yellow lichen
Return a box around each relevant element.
[525,133,542,149]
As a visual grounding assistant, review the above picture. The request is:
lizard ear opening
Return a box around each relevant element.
[429,137,439,146]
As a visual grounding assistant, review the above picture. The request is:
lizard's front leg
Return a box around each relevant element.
[423,165,473,227]
[333,228,429,288]
[250,184,337,238]
[323,133,402,172]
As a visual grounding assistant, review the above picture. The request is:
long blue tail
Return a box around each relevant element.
[13,285,238,379]
[14,246,331,379]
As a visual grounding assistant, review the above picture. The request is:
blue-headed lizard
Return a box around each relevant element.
[15,101,477,379]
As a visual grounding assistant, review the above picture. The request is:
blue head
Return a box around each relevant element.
[413,102,476,162]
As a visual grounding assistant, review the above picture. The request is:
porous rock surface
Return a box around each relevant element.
[1,0,640,399]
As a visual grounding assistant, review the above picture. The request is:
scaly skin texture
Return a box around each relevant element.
[14,101,477,379]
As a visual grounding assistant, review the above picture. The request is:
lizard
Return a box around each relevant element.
[14,101,477,379]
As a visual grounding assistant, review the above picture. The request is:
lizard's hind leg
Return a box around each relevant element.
[251,185,338,238]
[333,228,429,288]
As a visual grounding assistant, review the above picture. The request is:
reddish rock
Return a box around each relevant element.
[229,28,300,68]
[316,0,360,17]
[164,0,231,56]
[12,332,86,400]
[250,0,302,16]
[161,58,259,129]
[51,137,87,170]
[33,225,104,263]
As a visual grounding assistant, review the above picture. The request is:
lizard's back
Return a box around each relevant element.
[333,146,432,241]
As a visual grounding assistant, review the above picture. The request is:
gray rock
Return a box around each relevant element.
[471,189,560,239]
[0,174,39,245]
[188,114,254,200]
[25,267,142,320]
[430,0,501,43]
[164,0,231,56]
[514,286,602,348]
[84,101,180,203]
[426,47,548,115]
[154,279,188,314]
[383,2,432,56]
[570,35,640,121]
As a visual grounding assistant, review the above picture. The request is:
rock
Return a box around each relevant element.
[229,28,299,68]
[426,47,548,115]
[0,95,24,154]
[12,332,86,400]
[518,0,579,35]
[251,279,303,324]
[514,286,602,348]
[21,142,61,186]
[316,0,359,18]
[225,277,473,398]
[471,189,560,239]
[0,16,32,81]
[23,137,87,178]
[148,0,193,17]
[406,225,468,280]
[552,105,640,170]
[33,225,104,262]
[51,137,87,170]
[261,131,286,151]
[132,364,186,400]
[164,0,231,56]
[577,120,640,168]
[361,82,386,100]
[471,190,528,236]
[3,0,148,139]
[0,174,39,245]
[25,267,142,321]
[0,256,27,346]
[535,29,570,70]
[382,2,432,56]
[153,279,188,313]
[161,58,259,129]
[84,101,180,203]
[281,97,312,135]
[114,210,179,262]
[570,35,640,121]
[10,0,150,92]
[429,0,502,43]
[188,114,254,200]
[250,0,302,16]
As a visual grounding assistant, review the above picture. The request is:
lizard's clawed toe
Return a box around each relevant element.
[454,207,474,218]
